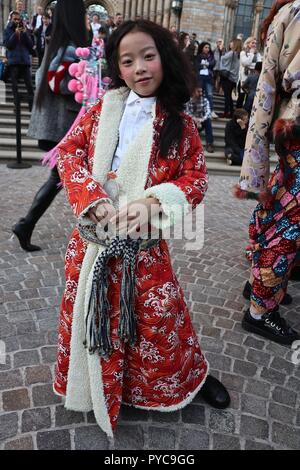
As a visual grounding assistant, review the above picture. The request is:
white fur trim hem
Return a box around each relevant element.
[122,362,210,413]
[144,182,190,231]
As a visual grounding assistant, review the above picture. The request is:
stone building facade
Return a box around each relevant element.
[1,0,274,46]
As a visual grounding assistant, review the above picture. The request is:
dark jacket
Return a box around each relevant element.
[225,119,248,161]
[35,23,52,54]
[31,14,43,30]
[196,52,216,80]
[4,22,33,66]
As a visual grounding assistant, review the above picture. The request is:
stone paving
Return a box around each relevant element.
[0,164,299,451]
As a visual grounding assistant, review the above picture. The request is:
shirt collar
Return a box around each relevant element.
[126,90,156,114]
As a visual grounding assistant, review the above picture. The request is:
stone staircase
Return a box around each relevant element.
[0,64,277,175]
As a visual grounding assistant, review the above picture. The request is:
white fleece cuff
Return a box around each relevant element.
[144,182,190,230]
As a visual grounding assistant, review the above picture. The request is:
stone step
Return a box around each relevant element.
[0,118,30,128]
[0,149,42,161]
[207,160,276,176]
[0,108,31,118]
[0,137,39,151]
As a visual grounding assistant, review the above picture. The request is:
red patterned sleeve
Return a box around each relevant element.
[57,101,111,218]
[144,116,208,230]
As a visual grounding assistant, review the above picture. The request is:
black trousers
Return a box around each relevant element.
[20,141,62,232]
[9,64,34,111]
[221,78,235,115]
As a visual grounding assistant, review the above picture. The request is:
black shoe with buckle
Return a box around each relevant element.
[242,281,292,305]
[242,308,300,345]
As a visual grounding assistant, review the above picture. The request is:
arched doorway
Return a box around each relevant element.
[41,0,114,16]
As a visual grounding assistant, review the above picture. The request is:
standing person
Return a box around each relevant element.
[242,61,262,113]
[236,36,262,108]
[214,39,226,94]
[53,19,230,436]
[35,13,52,66]
[218,38,242,118]
[104,16,115,37]
[178,32,190,55]
[114,13,123,29]
[196,42,216,117]
[3,11,34,112]
[31,5,44,31]
[225,108,248,165]
[185,85,215,153]
[12,0,89,252]
[90,14,101,39]
[235,0,300,345]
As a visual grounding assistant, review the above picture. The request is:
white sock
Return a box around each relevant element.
[250,307,263,320]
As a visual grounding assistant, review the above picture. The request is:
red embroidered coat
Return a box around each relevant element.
[54,88,209,435]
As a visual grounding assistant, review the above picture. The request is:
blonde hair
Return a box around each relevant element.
[243,36,256,50]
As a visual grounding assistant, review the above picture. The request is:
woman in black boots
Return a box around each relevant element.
[12,0,89,251]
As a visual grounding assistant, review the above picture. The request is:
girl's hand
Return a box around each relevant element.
[88,201,116,226]
[109,197,161,238]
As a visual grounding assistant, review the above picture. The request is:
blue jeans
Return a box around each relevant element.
[198,75,214,112]
[201,119,214,145]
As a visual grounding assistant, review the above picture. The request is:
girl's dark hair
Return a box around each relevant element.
[260,0,294,46]
[198,41,212,55]
[106,20,196,157]
[35,0,88,108]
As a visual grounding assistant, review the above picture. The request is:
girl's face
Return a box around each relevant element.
[249,39,257,49]
[118,31,163,97]
[203,44,210,54]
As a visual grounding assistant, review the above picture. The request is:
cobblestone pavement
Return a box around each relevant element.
[0,164,299,451]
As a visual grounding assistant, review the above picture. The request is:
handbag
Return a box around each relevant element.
[0,59,9,82]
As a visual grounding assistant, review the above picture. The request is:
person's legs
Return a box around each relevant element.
[236,82,245,108]
[20,65,34,111]
[9,65,20,110]
[221,78,232,115]
[202,118,214,145]
[13,143,61,251]
[205,77,214,112]
[242,237,300,344]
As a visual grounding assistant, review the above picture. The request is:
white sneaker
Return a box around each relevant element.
[211,111,218,119]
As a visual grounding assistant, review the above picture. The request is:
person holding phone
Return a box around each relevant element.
[3,10,34,111]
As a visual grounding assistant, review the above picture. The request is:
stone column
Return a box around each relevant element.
[124,0,131,19]
[224,0,238,47]
[156,0,163,24]
[131,0,138,19]
[252,0,264,39]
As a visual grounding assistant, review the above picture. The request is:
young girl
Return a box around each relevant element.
[54,20,230,437]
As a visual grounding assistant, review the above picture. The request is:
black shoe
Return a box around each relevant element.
[242,281,292,305]
[199,375,230,409]
[290,266,300,281]
[12,220,41,252]
[242,308,299,345]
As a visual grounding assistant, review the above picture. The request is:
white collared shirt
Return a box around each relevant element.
[111,90,156,172]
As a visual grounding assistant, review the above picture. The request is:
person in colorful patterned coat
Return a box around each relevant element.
[53,20,230,436]
[236,0,300,345]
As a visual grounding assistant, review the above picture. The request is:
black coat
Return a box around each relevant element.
[225,119,248,161]
[35,23,52,54]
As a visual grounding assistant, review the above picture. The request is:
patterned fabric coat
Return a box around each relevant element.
[240,0,300,192]
[53,87,209,436]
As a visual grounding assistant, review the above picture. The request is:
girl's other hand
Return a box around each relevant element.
[88,201,116,226]
[110,197,161,238]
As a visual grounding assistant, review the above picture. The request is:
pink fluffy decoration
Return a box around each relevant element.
[76,47,90,58]
[69,63,79,77]
[68,79,79,93]
[75,91,84,103]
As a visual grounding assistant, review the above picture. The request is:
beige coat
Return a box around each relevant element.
[240,0,300,192]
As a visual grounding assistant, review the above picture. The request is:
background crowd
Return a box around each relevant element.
[2,0,264,167]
